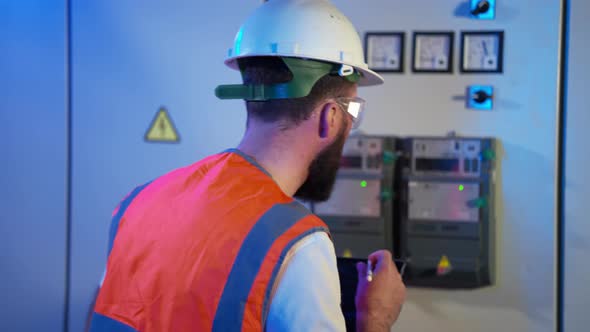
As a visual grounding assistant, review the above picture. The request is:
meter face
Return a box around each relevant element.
[314,178,382,217]
[408,181,480,222]
[413,32,454,72]
[365,32,404,72]
[461,31,504,73]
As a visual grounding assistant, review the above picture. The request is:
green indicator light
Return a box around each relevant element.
[459,185,465,192]
[361,180,367,188]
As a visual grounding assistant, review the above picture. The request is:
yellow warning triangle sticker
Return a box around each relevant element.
[436,255,452,276]
[145,107,180,143]
[342,249,353,258]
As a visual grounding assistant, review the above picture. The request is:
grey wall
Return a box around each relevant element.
[564,0,590,331]
[0,1,67,331]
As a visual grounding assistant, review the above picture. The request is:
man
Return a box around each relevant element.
[89,1,405,331]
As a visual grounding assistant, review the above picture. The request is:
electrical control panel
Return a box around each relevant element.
[313,135,397,259]
[316,135,495,289]
[398,136,495,288]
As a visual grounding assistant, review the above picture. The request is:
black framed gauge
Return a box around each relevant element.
[364,32,405,73]
[460,31,504,73]
[412,31,454,73]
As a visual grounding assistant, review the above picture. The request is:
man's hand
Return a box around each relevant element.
[354,250,406,332]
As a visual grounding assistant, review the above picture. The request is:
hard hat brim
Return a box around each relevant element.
[225,55,385,87]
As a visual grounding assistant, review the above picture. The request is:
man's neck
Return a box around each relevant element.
[236,124,315,197]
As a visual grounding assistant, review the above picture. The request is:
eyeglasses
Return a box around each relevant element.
[333,96,366,130]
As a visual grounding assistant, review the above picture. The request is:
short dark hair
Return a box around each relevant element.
[239,57,355,128]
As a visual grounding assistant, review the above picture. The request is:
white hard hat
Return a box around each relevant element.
[224,0,384,87]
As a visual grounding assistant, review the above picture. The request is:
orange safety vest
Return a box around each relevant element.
[90,149,329,332]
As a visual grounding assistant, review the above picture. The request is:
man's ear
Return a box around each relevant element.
[318,102,337,139]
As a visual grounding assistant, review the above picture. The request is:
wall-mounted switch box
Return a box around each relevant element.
[470,0,496,20]
[467,85,494,110]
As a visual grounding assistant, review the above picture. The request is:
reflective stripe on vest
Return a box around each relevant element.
[212,201,326,331]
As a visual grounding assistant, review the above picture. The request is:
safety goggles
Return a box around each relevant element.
[334,96,366,130]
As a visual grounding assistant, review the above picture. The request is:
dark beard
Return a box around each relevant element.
[294,125,347,203]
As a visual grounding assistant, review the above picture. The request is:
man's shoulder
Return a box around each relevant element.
[288,230,333,256]
[266,230,345,331]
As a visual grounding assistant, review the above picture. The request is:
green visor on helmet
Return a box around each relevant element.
[215,57,361,101]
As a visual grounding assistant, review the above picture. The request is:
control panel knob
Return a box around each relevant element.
[382,151,397,164]
[471,0,491,15]
[481,148,496,161]
[467,197,488,208]
[472,90,493,104]
[380,190,393,201]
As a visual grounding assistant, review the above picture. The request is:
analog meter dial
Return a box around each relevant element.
[412,32,454,73]
[365,32,405,72]
[461,31,504,73]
